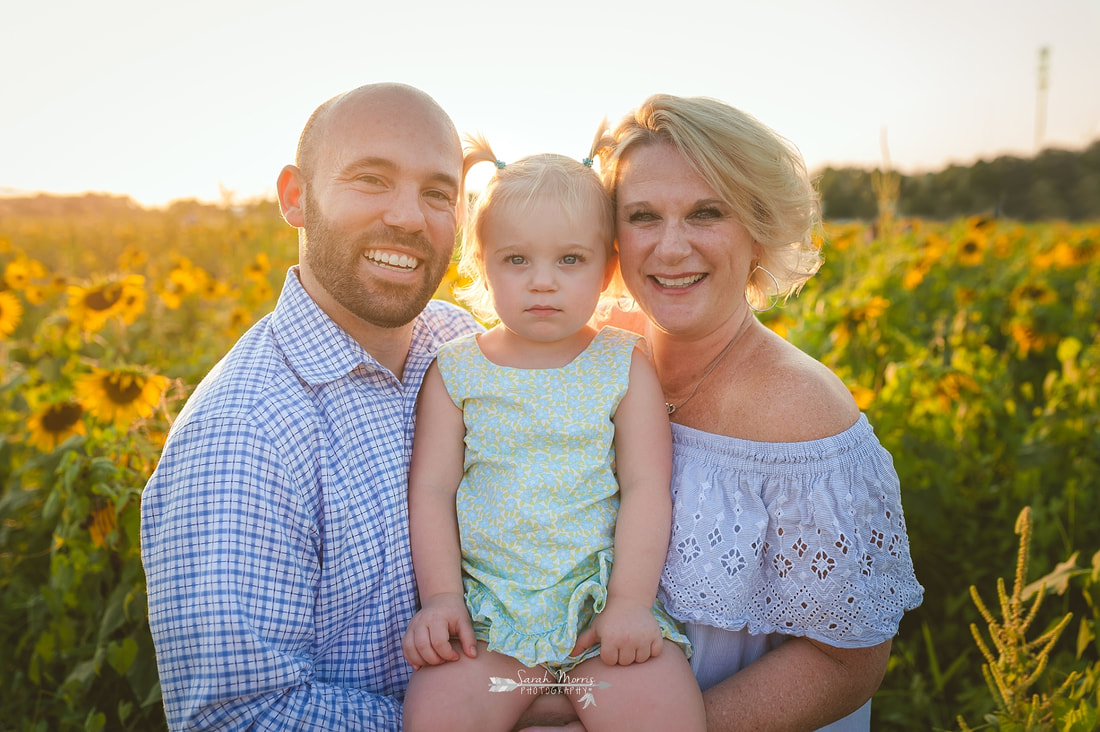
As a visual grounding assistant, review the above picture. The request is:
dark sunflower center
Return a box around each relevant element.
[104,375,144,404]
[84,284,124,311]
[1020,286,1045,299]
[42,402,84,432]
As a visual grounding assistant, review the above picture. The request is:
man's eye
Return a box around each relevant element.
[425,189,454,204]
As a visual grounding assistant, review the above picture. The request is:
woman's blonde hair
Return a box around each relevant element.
[456,133,615,322]
[596,94,822,309]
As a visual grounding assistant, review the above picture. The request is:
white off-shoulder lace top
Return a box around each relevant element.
[660,415,924,730]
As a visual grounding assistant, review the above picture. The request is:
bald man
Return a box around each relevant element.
[142,84,480,730]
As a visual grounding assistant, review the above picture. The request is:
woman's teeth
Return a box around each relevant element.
[654,273,704,288]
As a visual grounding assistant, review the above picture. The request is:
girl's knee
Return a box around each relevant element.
[566,645,704,731]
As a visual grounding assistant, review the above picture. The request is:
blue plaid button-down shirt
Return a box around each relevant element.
[141,267,479,730]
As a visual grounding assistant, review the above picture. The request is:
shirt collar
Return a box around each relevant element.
[271,267,382,386]
[270,266,456,387]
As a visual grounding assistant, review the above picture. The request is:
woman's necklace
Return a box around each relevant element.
[664,313,754,415]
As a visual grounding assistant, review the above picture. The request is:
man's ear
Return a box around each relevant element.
[277,165,305,228]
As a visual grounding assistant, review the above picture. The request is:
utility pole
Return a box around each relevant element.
[1035,46,1050,152]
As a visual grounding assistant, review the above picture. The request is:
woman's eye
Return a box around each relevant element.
[692,207,723,219]
[628,211,656,223]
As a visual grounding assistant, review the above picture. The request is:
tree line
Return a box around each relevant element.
[4,140,1099,223]
[816,140,1100,221]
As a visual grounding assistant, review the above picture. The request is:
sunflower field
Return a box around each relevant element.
[1,195,1098,731]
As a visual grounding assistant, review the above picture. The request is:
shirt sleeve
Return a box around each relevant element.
[660,417,923,649]
[141,413,402,731]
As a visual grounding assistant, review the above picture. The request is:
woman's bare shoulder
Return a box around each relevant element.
[736,330,860,443]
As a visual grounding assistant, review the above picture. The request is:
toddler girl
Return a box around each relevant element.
[400,136,705,731]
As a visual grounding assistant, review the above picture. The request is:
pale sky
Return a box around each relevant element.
[3,0,1098,208]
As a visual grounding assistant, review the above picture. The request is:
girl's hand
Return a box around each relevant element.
[572,597,663,665]
[401,592,477,669]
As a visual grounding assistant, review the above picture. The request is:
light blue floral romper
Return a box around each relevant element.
[435,326,691,672]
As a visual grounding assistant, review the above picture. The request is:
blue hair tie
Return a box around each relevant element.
[582,157,594,168]
[495,160,506,169]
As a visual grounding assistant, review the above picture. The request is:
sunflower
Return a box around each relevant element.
[159,261,209,308]
[227,305,254,335]
[1010,281,1058,311]
[1071,237,1099,265]
[4,258,31,290]
[117,245,148,272]
[244,278,274,307]
[48,274,69,294]
[937,371,980,401]
[27,400,87,452]
[764,314,792,339]
[919,232,951,260]
[955,287,978,305]
[67,274,146,331]
[848,384,875,410]
[967,215,996,232]
[244,251,271,281]
[825,225,860,253]
[1047,236,1099,268]
[201,278,232,300]
[992,232,1013,259]
[0,290,23,337]
[849,296,890,323]
[75,366,170,429]
[955,235,986,267]
[23,284,47,305]
[902,263,929,291]
[1007,321,1055,358]
[1049,241,1080,269]
[158,277,185,309]
[86,503,118,548]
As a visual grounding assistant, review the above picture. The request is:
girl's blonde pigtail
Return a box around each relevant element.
[462,133,501,180]
[588,118,611,170]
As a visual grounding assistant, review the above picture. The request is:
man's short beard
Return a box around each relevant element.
[301,189,451,329]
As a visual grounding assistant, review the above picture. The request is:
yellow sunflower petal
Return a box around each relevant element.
[76,367,170,430]
[0,290,23,337]
[27,401,87,452]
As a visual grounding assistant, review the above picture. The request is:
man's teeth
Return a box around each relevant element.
[365,250,419,270]
[654,274,704,288]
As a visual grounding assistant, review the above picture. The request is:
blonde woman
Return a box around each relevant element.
[597,94,924,731]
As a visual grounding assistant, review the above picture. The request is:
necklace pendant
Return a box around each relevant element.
[666,403,676,415]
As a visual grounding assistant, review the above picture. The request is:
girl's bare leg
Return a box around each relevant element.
[566,640,706,732]
[404,641,552,732]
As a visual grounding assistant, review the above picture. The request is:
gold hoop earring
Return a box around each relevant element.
[747,264,779,313]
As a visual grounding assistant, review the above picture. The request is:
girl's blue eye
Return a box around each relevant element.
[508,255,525,265]
[562,255,579,265]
